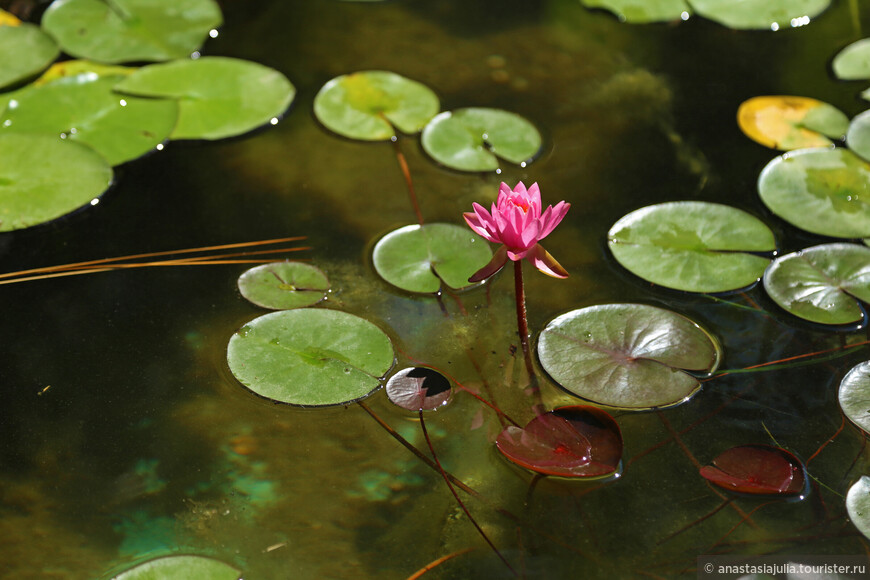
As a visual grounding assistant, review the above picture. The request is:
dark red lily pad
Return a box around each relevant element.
[385,367,452,411]
[699,445,805,496]
[495,406,622,478]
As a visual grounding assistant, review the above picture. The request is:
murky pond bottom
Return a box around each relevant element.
[2,1,870,578]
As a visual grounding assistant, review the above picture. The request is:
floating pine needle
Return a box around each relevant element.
[0,237,309,285]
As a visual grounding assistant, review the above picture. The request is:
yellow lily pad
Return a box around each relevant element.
[0,9,21,26]
[737,95,848,151]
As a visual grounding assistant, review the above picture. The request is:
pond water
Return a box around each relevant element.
[2,0,870,578]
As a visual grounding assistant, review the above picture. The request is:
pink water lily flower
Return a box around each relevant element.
[464,181,570,282]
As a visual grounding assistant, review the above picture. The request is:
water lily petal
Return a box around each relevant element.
[469,245,508,282]
[539,201,570,240]
[528,244,569,278]
[527,182,542,216]
[464,203,500,243]
[518,211,541,249]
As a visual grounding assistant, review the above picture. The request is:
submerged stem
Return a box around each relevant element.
[418,409,518,577]
[514,260,544,415]
[390,137,424,226]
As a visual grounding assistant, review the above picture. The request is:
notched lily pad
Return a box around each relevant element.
[700,445,806,496]
[42,0,223,64]
[372,223,492,293]
[313,71,439,141]
[763,243,870,326]
[237,262,329,310]
[421,108,542,172]
[689,0,830,30]
[0,22,59,90]
[579,0,689,23]
[496,405,622,478]
[0,133,112,232]
[839,362,870,435]
[833,38,870,81]
[386,367,452,411]
[758,148,870,239]
[847,109,870,164]
[537,303,721,410]
[0,73,178,166]
[737,96,848,150]
[226,309,394,407]
[608,201,775,293]
[115,56,295,140]
[847,476,870,540]
[111,554,241,580]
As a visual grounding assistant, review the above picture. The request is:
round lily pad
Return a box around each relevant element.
[847,109,870,163]
[700,445,806,496]
[495,405,622,478]
[386,367,452,411]
[0,22,59,90]
[420,108,542,172]
[41,0,223,64]
[372,223,492,293]
[607,201,775,293]
[847,476,870,540]
[313,71,440,141]
[0,73,177,166]
[833,39,870,81]
[112,554,241,580]
[115,57,295,140]
[537,303,721,410]
[689,0,830,30]
[839,362,870,435]
[763,243,870,325]
[0,133,112,232]
[579,0,689,23]
[237,262,329,310]
[737,96,848,150]
[758,148,870,239]
[226,309,394,407]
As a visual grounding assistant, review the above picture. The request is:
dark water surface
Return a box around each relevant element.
[2,0,870,578]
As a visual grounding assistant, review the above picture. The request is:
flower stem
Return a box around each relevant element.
[514,260,544,415]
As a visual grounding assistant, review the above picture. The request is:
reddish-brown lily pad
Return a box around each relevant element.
[699,445,806,496]
[495,406,622,478]
[385,367,452,411]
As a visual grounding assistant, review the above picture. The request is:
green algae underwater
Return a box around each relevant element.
[2,0,870,578]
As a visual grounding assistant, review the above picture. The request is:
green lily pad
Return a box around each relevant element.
[737,96,848,150]
[537,303,721,410]
[607,201,775,293]
[579,0,689,24]
[237,262,329,310]
[41,0,222,64]
[372,223,492,293]
[847,109,870,163]
[763,243,870,325]
[689,0,830,30]
[758,148,870,239]
[0,74,177,166]
[863,88,870,102]
[115,57,295,140]
[838,362,870,435]
[0,23,59,90]
[112,554,241,580]
[420,108,542,172]
[313,71,439,141]
[847,476,870,540]
[0,133,112,232]
[226,309,394,407]
[833,38,870,81]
